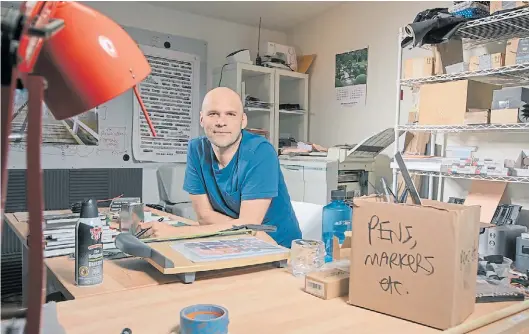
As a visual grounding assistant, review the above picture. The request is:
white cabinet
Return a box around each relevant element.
[213,63,309,150]
[279,157,338,206]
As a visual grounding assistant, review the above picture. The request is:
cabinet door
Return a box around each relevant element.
[280,165,304,202]
[303,167,329,206]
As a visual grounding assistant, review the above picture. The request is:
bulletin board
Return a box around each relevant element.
[4,19,207,169]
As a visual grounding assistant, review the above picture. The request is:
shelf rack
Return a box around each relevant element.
[397,123,529,133]
[455,7,529,47]
[400,63,529,87]
[402,170,529,184]
[393,7,529,199]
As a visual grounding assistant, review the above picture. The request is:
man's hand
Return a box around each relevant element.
[136,221,181,239]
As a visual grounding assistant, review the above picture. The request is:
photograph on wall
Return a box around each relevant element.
[10,89,99,146]
[335,47,368,107]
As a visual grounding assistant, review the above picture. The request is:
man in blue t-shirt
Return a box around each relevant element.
[142,87,301,248]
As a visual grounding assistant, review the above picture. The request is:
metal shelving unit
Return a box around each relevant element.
[393,7,529,199]
[406,170,529,184]
[400,63,529,87]
[397,123,529,133]
[455,7,529,47]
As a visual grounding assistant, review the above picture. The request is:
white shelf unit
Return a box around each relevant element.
[393,8,529,199]
[213,63,309,150]
[212,63,275,145]
[274,69,309,149]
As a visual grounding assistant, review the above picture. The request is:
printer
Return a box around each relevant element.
[279,128,401,205]
[156,166,196,220]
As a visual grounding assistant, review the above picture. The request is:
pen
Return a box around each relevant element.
[135,227,152,239]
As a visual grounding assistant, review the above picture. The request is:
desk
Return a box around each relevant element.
[55,267,523,334]
[3,208,195,302]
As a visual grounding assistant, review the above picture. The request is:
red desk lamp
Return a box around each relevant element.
[1,2,156,332]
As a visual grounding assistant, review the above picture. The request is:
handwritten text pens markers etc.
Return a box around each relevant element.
[364,215,435,295]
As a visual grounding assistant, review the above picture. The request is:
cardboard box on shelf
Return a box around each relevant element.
[492,53,506,68]
[404,57,434,79]
[490,1,528,14]
[464,109,490,125]
[349,196,481,330]
[491,108,522,124]
[432,40,463,75]
[505,37,529,65]
[469,56,479,72]
[418,80,500,125]
[305,267,350,300]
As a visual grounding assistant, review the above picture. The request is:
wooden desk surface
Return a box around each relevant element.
[3,208,196,300]
[55,267,521,334]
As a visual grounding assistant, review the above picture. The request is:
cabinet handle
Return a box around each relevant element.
[283,166,302,171]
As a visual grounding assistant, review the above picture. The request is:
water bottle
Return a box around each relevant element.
[322,190,353,263]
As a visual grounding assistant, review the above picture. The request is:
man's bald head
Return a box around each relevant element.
[201,87,243,112]
[200,87,247,150]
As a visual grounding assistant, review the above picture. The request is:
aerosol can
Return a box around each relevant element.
[75,198,104,286]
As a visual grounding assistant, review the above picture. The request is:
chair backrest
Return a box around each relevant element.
[291,201,323,241]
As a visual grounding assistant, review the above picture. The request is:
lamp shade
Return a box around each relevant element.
[34,1,151,120]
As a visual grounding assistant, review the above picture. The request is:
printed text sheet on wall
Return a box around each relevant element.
[132,45,200,162]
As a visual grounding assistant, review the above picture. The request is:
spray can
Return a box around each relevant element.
[75,198,104,286]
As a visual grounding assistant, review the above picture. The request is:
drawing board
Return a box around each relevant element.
[145,234,290,277]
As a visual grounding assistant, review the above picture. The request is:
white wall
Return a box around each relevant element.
[82,1,287,203]
[287,1,529,226]
[286,1,451,148]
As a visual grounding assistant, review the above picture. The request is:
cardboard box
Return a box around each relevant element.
[491,108,521,124]
[432,40,463,75]
[332,233,351,261]
[469,56,479,72]
[349,196,481,330]
[490,1,528,14]
[470,54,505,71]
[418,80,500,125]
[506,37,529,65]
[404,57,434,79]
[492,53,506,68]
[464,109,490,125]
[305,267,350,300]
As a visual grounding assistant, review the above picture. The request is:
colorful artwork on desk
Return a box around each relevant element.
[335,47,368,107]
[11,89,99,146]
[171,236,288,263]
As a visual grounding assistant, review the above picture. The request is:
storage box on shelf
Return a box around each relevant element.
[393,7,529,197]
[213,63,309,150]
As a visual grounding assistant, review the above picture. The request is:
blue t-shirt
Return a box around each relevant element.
[183,130,301,248]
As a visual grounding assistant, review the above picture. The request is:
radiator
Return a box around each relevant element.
[1,222,23,304]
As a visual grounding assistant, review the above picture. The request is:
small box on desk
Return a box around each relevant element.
[348,196,481,330]
[418,80,499,125]
[305,267,350,300]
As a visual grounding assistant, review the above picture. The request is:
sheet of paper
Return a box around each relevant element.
[464,180,507,224]
[132,45,200,162]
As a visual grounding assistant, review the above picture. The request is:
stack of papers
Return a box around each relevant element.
[43,213,119,258]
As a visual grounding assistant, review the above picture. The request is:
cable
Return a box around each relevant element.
[218,64,228,87]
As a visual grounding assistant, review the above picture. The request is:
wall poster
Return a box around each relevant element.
[132,45,200,163]
[335,47,368,107]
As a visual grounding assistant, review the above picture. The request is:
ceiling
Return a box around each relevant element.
[146,1,341,31]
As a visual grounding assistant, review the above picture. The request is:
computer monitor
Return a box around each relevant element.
[157,165,190,204]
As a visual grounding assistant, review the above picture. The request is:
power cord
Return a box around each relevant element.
[218,64,228,87]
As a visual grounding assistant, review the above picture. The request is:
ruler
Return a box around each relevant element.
[394,152,422,205]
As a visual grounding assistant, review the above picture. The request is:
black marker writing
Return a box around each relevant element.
[365,252,435,275]
[368,215,417,249]
[379,276,407,295]
[460,246,478,271]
